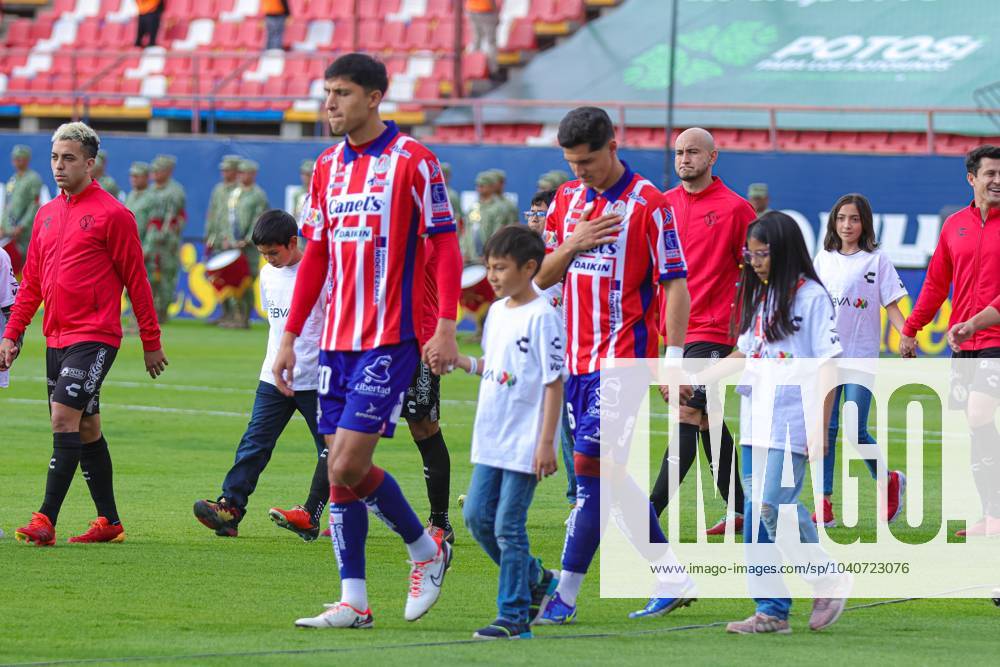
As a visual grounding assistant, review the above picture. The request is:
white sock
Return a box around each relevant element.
[556,570,585,607]
[341,578,368,611]
[406,532,439,563]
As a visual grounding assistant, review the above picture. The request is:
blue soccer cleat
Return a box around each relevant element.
[628,593,696,619]
[534,592,577,625]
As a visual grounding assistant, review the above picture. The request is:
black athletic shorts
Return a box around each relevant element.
[46,342,118,416]
[950,347,1000,409]
[683,341,733,413]
[402,360,440,423]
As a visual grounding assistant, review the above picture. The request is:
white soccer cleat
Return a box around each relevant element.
[294,602,374,629]
[404,541,452,621]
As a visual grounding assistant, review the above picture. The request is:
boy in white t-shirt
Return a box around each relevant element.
[0,247,20,389]
[193,210,329,540]
[457,225,564,640]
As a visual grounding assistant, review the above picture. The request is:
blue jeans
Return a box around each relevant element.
[824,384,879,496]
[463,464,542,624]
[560,405,577,504]
[741,445,819,620]
[221,381,325,509]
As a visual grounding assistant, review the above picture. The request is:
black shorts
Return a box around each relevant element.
[402,360,440,423]
[950,347,1000,409]
[46,342,118,415]
[683,342,733,413]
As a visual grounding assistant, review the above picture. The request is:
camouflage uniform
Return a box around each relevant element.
[291,158,314,221]
[204,155,242,324]
[229,159,268,326]
[537,169,570,192]
[487,168,520,229]
[95,150,121,200]
[1,145,43,262]
[124,162,159,246]
[149,155,186,321]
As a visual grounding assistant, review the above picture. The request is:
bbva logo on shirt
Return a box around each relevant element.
[327,193,385,218]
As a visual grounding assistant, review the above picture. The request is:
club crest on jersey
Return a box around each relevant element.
[332,226,373,242]
[328,193,385,217]
[704,211,718,227]
[608,200,627,217]
[374,155,391,175]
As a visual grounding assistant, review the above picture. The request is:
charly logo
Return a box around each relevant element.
[79,214,95,230]
[624,21,779,88]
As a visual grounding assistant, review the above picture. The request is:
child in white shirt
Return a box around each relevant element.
[0,247,19,388]
[458,225,564,640]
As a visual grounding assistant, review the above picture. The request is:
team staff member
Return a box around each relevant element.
[651,128,754,537]
[275,53,460,629]
[900,144,1000,537]
[1,122,167,546]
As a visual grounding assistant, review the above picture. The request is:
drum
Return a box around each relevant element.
[460,263,494,313]
[0,237,23,276]
[204,249,251,299]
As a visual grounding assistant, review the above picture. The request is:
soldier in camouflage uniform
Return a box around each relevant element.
[204,154,242,325]
[227,159,268,328]
[441,162,465,253]
[124,161,159,333]
[93,149,121,200]
[1,145,43,273]
[149,156,186,322]
[291,158,313,221]
[487,168,519,230]
[537,169,570,192]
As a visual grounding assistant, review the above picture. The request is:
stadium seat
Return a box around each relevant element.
[360,0,399,19]
[163,0,194,19]
[329,20,357,50]
[462,51,489,81]
[329,0,355,19]
[502,18,537,52]
[886,132,926,154]
[378,20,407,52]
[357,19,382,51]
[426,19,456,52]
[554,0,586,21]
[426,0,455,19]
[261,76,290,109]
[6,19,35,47]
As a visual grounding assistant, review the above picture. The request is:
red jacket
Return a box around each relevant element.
[903,202,1000,351]
[659,177,757,346]
[3,180,161,351]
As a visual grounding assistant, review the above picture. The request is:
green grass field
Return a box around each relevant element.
[1,320,996,666]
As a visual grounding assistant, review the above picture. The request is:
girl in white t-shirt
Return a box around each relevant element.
[813,194,908,528]
[0,247,20,388]
[719,212,848,635]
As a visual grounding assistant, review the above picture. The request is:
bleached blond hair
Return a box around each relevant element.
[51,122,100,159]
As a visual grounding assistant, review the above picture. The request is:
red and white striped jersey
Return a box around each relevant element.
[300,121,455,351]
[544,165,687,375]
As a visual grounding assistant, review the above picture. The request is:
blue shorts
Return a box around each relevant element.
[316,340,420,438]
[566,371,637,463]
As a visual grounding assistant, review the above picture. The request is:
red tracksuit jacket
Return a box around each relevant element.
[903,202,1000,351]
[660,177,757,346]
[2,179,161,351]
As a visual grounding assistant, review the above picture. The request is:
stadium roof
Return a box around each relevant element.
[442,0,1000,135]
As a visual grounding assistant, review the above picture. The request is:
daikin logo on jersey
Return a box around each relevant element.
[596,357,1000,601]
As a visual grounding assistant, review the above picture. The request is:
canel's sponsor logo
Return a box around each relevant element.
[328,194,385,217]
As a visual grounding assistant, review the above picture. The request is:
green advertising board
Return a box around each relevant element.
[449,0,999,134]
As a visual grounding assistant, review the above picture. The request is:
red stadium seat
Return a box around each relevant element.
[330,19,356,50]
[95,21,130,50]
[261,76,290,109]
[427,19,456,52]
[357,19,382,51]
[462,52,488,80]
[330,0,354,19]
[426,0,455,19]
[242,80,268,110]
[214,22,240,48]
[6,77,33,105]
[886,132,926,154]
[285,76,312,97]
[403,19,432,51]
[554,0,586,21]
[236,21,264,50]
[6,20,35,47]
[379,20,407,52]
[502,18,536,52]
[29,17,56,42]
[163,0,193,18]
[52,0,76,14]
[284,19,308,46]
[359,0,398,19]
[527,0,557,21]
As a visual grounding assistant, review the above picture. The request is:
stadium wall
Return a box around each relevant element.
[0,133,969,356]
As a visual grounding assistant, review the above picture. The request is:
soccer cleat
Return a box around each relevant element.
[473,618,533,640]
[68,517,125,543]
[529,567,559,625]
[809,597,847,631]
[885,471,906,524]
[193,498,243,537]
[811,497,837,528]
[706,513,744,536]
[628,592,696,619]
[295,602,374,629]
[425,520,455,545]
[269,505,320,542]
[320,527,331,537]
[535,592,577,625]
[404,540,452,621]
[725,612,791,634]
[14,512,56,547]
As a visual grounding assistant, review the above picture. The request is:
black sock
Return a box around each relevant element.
[701,423,745,511]
[304,446,329,526]
[650,423,700,517]
[416,430,451,527]
[39,432,83,526]
[80,435,120,525]
[970,422,1000,517]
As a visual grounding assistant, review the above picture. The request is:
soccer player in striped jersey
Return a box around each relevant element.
[533,107,693,624]
[273,54,462,629]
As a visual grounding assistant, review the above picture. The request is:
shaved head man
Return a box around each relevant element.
[674,127,719,191]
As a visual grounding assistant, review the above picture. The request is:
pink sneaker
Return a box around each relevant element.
[726,612,791,634]
[809,597,846,631]
[705,514,744,536]
[885,471,906,523]
[811,497,837,528]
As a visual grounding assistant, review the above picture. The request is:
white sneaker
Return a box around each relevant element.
[294,602,374,629]
[404,541,452,621]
